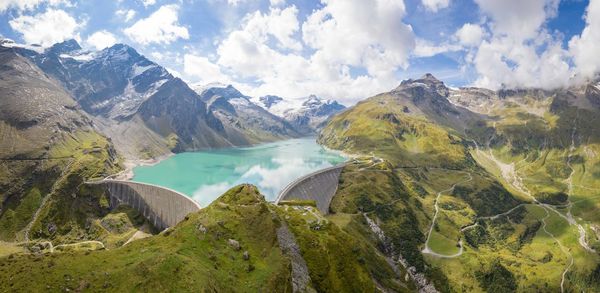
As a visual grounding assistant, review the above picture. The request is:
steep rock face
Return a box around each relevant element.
[137,78,228,151]
[257,94,346,135]
[0,46,91,157]
[259,95,283,108]
[390,73,484,133]
[0,47,123,242]
[13,40,235,159]
[196,85,300,144]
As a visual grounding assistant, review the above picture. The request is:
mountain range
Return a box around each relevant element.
[4,38,345,160]
[1,38,600,292]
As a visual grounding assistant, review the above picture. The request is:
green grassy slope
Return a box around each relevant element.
[318,81,600,291]
[0,185,414,292]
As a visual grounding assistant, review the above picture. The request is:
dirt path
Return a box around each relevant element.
[476,124,577,292]
[421,172,473,258]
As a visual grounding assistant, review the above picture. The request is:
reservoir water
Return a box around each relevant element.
[132,138,346,207]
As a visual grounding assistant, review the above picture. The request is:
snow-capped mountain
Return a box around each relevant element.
[193,84,300,144]
[256,94,346,134]
[37,41,174,119]
[8,40,299,159]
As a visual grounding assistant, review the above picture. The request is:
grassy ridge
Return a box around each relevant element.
[318,94,470,168]
[318,86,600,291]
[0,185,413,292]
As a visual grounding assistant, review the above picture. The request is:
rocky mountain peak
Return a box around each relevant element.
[420,73,441,82]
[259,95,283,108]
[97,43,141,62]
[397,73,449,97]
[46,39,82,55]
[302,95,323,106]
[197,84,245,102]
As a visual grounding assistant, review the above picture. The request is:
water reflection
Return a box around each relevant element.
[132,138,346,207]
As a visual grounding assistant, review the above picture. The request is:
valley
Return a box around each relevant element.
[1,37,600,292]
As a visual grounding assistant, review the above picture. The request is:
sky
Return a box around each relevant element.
[0,0,598,104]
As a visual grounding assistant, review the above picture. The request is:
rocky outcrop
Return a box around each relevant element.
[276,222,314,293]
[363,214,438,293]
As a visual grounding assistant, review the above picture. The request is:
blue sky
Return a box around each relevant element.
[0,0,597,104]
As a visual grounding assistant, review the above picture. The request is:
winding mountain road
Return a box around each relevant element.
[421,171,473,258]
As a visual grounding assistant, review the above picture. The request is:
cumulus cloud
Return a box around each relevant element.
[473,0,558,41]
[226,0,247,5]
[302,0,415,79]
[209,1,417,103]
[270,0,285,6]
[0,0,69,12]
[140,0,156,7]
[183,54,232,85]
[124,4,189,45]
[216,6,303,77]
[455,23,485,46]
[8,9,81,47]
[86,30,117,50]
[473,37,571,89]
[413,38,461,57]
[116,9,136,22]
[422,0,450,12]
[464,0,574,89]
[192,182,231,206]
[569,0,600,81]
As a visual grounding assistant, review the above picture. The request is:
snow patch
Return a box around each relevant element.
[192,82,229,94]
[132,63,155,77]
[59,52,95,62]
[228,97,251,107]
[0,38,44,53]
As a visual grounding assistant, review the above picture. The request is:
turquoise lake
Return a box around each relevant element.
[132,138,346,207]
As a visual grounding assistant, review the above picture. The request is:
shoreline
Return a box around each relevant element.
[116,153,174,181]
[118,137,356,182]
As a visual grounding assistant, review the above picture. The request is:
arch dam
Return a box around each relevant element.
[86,179,201,231]
[275,163,347,214]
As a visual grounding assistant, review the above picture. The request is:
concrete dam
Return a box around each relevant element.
[275,164,346,214]
[86,180,201,231]
[87,163,345,230]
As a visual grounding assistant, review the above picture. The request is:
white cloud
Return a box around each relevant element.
[0,0,69,12]
[183,54,231,85]
[473,0,558,41]
[116,9,136,22]
[473,36,571,89]
[270,0,285,6]
[422,0,450,12]
[192,182,231,207]
[224,6,302,52]
[140,0,156,7]
[165,67,182,78]
[86,30,117,50]
[569,0,600,81]
[207,0,417,104]
[8,9,81,47]
[124,4,189,45]
[302,0,415,79]
[150,51,164,61]
[216,6,302,76]
[465,0,573,90]
[226,0,247,5]
[413,38,461,57]
[455,23,484,46]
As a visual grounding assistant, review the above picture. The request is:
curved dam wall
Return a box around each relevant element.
[87,180,201,231]
[275,164,346,214]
